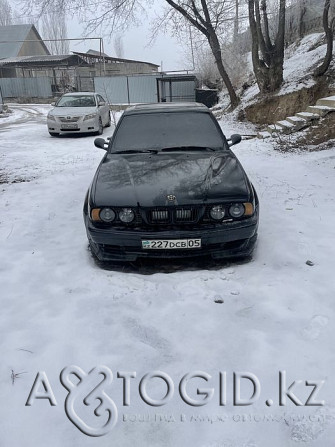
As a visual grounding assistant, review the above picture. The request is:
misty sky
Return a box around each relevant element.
[10,0,192,71]
[65,9,190,71]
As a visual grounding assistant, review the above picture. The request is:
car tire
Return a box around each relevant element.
[106,112,112,127]
[96,118,103,135]
[49,132,59,137]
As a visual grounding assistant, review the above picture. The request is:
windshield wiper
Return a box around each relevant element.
[161,146,216,152]
[112,149,159,154]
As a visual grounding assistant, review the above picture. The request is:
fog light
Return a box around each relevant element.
[229,203,245,218]
[210,205,225,220]
[119,208,135,223]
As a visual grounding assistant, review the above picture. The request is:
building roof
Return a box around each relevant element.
[86,49,109,58]
[0,24,50,59]
[72,51,159,68]
[0,54,88,67]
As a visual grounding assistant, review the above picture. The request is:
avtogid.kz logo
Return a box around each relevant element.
[25,367,326,437]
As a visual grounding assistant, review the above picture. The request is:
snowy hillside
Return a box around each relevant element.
[239,33,335,106]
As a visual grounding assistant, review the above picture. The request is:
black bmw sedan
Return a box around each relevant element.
[83,102,259,262]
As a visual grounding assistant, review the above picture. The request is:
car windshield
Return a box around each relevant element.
[56,95,96,107]
[111,112,225,152]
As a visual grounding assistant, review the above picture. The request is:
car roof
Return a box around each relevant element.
[124,102,209,115]
[62,92,96,96]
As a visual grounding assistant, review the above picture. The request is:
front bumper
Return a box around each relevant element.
[47,117,98,134]
[84,210,259,261]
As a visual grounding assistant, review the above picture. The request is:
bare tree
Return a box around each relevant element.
[314,0,334,77]
[298,0,307,38]
[22,0,144,35]
[0,0,13,25]
[248,0,286,94]
[113,35,124,58]
[42,11,69,54]
[234,0,240,42]
[192,45,221,88]
[160,0,240,108]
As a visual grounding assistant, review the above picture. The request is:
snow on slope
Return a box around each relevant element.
[280,33,330,95]
[241,33,332,105]
[0,107,335,446]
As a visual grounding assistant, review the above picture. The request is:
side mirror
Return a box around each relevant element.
[94,138,108,150]
[98,101,105,107]
[228,134,242,147]
[50,102,56,106]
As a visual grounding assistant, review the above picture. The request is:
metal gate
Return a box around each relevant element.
[157,76,196,102]
[94,75,158,104]
[94,74,197,105]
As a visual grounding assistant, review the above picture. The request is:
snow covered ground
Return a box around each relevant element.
[1,105,335,446]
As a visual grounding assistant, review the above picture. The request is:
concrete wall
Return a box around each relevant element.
[77,61,158,79]
[98,61,158,75]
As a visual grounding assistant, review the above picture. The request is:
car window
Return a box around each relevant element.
[56,95,96,107]
[98,95,106,104]
[111,112,225,151]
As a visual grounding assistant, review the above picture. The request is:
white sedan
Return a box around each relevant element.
[47,92,111,136]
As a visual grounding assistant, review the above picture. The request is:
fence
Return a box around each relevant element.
[0,77,53,98]
[95,74,197,105]
[0,86,3,112]
[0,73,197,104]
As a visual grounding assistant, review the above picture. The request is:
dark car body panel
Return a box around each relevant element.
[91,152,251,208]
[84,103,259,262]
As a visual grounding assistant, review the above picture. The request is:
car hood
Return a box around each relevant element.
[92,152,251,207]
[49,107,97,116]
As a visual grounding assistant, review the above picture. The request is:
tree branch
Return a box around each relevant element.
[164,0,209,36]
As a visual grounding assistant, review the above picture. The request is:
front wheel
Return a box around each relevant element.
[96,118,103,135]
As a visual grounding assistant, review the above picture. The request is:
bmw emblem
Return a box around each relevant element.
[167,194,176,201]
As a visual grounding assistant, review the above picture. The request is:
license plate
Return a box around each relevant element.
[142,239,201,250]
[61,124,78,129]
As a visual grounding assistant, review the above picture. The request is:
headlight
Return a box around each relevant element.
[229,203,245,218]
[210,205,225,220]
[100,208,116,222]
[47,114,56,121]
[84,113,97,121]
[119,208,135,223]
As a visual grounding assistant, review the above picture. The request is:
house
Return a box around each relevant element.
[73,50,159,90]
[74,49,159,75]
[0,54,90,92]
[0,24,50,59]
[0,24,163,99]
